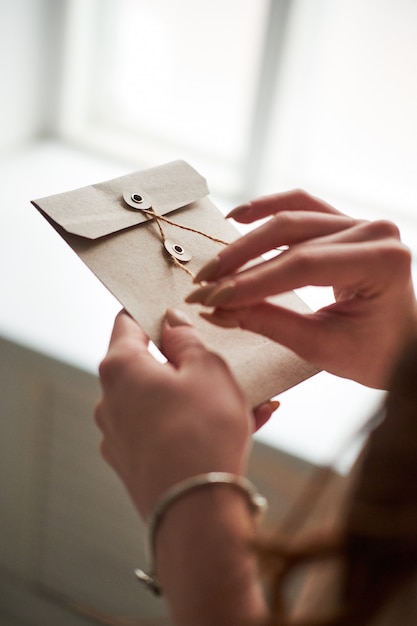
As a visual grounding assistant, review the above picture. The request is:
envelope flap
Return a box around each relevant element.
[32,160,209,239]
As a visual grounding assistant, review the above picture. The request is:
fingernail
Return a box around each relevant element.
[200,311,239,328]
[225,203,251,220]
[165,308,193,327]
[268,400,280,412]
[185,283,217,304]
[204,280,236,307]
[193,256,221,284]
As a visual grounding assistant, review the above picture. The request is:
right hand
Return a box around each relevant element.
[95,309,267,520]
[186,191,417,389]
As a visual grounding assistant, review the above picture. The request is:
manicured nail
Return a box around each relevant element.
[193,256,221,284]
[204,280,236,307]
[199,311,239,328]
[165,308,193,327]
[225,203,251,220]
[268,400,280,412]
[185,283,217,304]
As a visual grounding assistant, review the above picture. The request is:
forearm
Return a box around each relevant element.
[154,485,269,626]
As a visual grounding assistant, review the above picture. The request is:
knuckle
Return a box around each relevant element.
[98,347,137,387]
[289,189,311,209]
[364,219,402,240]
[290,246,316,272]
[190,346,225,370]
[272,210,297,229]
[186,347,233,385]
[98,354,119,385]
[93,400,103,427]
[381,240,412,272]
[98,357,113,384]
[363,234,412,281]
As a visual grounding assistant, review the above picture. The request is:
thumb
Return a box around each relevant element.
[162,308,208,368]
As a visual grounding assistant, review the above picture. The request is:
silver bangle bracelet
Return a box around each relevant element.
[134,472,268,596]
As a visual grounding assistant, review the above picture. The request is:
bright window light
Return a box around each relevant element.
[60,0,269,196]
[262,0,417,222]
[58,0,417,246]
[95,0,266,161]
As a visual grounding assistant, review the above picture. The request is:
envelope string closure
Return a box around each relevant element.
[139,205,229,281]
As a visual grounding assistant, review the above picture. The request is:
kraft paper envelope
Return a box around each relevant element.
[32,160,317,408]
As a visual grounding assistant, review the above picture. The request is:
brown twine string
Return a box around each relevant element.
[142,207,229,280]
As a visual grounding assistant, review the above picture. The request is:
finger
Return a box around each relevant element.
[200,302,329,368]
[292,217,401,249]
[108,309,150,353]
[198,240,405,309]
[94,400,117,439]
[162,308,211,369]
[226,189,344,224]
[201,300,396,385]
[191,219,400,294]
[253,400,280,432]
[193,212,357,284]
[99,310,158,386]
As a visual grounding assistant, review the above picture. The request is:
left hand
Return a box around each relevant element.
[94,309,276,520]
[185,191,417,389]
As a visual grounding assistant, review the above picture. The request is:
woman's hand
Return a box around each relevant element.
[186,191,417,389]
[95,309,272,624]
[95,309,275,520]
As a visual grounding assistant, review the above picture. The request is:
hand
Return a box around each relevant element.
[186,191,417,389]
[95,309,276,520]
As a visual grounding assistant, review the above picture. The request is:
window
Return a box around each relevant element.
[261,0,417,226]
[58,0,417,252]
[58,0,271,197]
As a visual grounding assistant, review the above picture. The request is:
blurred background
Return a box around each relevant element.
[1,1,417,623]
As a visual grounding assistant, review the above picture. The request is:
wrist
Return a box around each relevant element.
[153,479,268,625]
[150,472,267,551]
[135,473,269,624]
[134,445,249,520]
